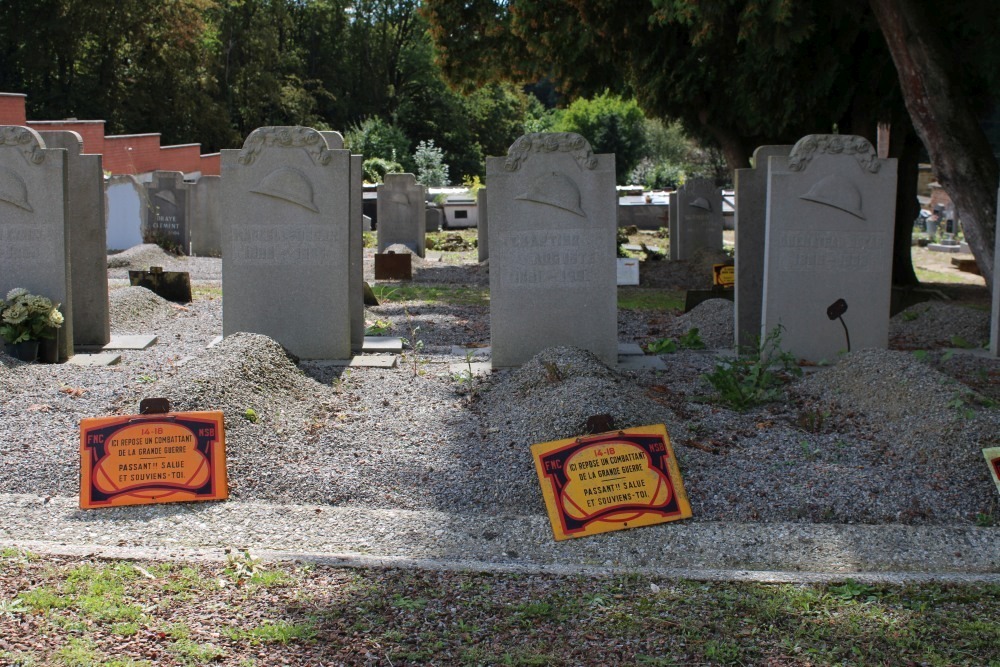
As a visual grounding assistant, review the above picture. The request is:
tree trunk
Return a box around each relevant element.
[888,115,921,286]
[869,0,998,291]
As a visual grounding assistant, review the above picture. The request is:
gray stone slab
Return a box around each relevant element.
[314,354,398,368]
[487,133,618,367]
[207,335,223,348]
[761,135,897,363]
[477,188,488,262]
[617,257,639,285]
[363,336,403,353]
[39,131,110,347]
[449,361,492,377]
[927,243,962,253]
[617,355,666,371]
[618,342,645,356]
[0,127,74,361]
[221,127,353,360]
[350,153,365,352]
[377,173,426,257]
[100,334,158,350]
[734,145,793,351]
[668,191,679,260]
[66,352,121,367]
[189,175,222,256]
[992,188,1000,357]
[674,178,723,261]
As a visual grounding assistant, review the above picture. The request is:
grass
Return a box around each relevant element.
[617,287,685,311]
[372,283,490,306]
[1,552,998,665]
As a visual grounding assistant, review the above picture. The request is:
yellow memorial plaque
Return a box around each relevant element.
[80,411,227,509]
[985,447,1000,497]
[713,263,735,287]
[531,424,691,540]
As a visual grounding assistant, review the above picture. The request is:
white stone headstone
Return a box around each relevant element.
[761,135,897,362]
[990,188,1000,357]
[486,132,617,367]
[221,126,353,360]
[377,173,426,257]
[38,130,110,347]
[734,145,792,351]
[477,187,488,262]
[0,126,73,360]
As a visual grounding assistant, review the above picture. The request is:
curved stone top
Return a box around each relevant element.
[504,132,598,172]
[788,134,880,174]
[238,126,333,167]
[0,126,47,165]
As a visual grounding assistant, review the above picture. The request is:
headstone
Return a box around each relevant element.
[733,145,792,351]
[425,206,444,232]
[672,178,723,261]
[38,130,110,347]
[761,135,897,362]
[486,132,617,367]
[144,171,191,254]
[0,126,73,360]
[221,126,354,360]
[376,173,425,257]
[189,175,222,256]
[668,191,679,260]
[106,175,144,250]
[477,188,488,262]
[990,188,1000,357]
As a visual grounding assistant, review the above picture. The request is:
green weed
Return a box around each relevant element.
[703,326,801,411]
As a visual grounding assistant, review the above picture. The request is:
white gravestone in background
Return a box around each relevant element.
[673,178,723,261]
[487,132,617,367]
[377,173,426,257]
[761,135,897,363]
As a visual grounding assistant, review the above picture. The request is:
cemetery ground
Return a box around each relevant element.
[1,235,999,665]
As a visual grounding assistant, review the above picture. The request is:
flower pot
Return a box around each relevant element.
[4,340,40,362]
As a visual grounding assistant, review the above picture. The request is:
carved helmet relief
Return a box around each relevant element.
[250,167,319,212]
[0,168,32,212]
[516,171,586,217]
[689,197,712,212]
[799,174,865,220]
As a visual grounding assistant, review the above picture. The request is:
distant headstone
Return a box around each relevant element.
[144,171,190,254]
[377,173,425,257]
[672,178,722,261]
[761,135,897,362]
[106,175,144,250]
[38,130,110,347]
[733,145,792,351]
[477,187,489,262]
[668,191,679,260]
[425,206,443,232]
[221,126,354,360]
[486,132,617,367]
[188,175,222,256]
[0,126,73,360]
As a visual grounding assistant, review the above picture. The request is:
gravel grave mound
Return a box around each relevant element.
[109,286,178,331]
[106,243,177,269]
[672,298,734,348]
[890,301,990,349]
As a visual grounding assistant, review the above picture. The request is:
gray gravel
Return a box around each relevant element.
[1,250,998,577]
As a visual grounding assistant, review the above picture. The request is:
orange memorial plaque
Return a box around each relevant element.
[80,411,227,509]
[712,263,735,287]
[531,424,691,540]
[985,447,1000,497]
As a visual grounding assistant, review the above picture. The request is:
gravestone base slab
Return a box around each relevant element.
[618,342,645,356]
[77,335,158,351]
[450,345,491,358]
[928,243,962,253]
[312,355,398,368]
[66,353,122,367]
[362,336,403,353]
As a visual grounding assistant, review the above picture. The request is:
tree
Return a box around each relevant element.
[554,92,647,184]
[868,0,999,289]
[421,0,967,285]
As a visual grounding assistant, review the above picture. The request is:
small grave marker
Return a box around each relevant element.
[531,424,691,540]
[80,404,227,509]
